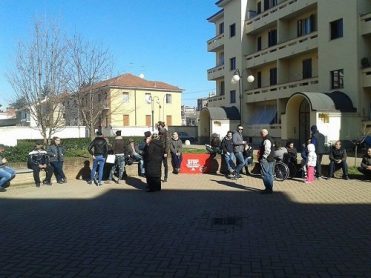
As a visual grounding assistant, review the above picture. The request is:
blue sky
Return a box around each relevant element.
[0,0,218,108]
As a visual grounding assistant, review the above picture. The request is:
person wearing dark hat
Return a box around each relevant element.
[107,130,127,183]
[88,131,108,186]
[142,131,164,192]
[28,142,53,187]
[310,125,326,179]
[157,121,169,182]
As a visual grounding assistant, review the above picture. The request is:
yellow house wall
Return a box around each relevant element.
[109,88,182,127]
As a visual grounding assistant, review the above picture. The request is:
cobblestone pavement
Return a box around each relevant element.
[0,173,370,277]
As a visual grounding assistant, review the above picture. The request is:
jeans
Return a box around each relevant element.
[50,161,66,182]
[328,160,348,177]
[171,153,182,172]
[91,155,105,183]
[132,153,145,175]
[260,159,274,191]
[224,152,236,173]
[234,152,246,174]
[0,166,16,188]
[109,155,126,180]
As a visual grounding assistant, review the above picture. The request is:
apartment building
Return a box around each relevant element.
[85,73,182,130]
[204,0,371,145]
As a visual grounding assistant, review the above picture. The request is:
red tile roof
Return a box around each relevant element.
[91,73,182,92]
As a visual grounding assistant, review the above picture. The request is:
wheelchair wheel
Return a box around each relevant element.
[248,162,261,176]
[274,161,289,181]
[287,162,297,179]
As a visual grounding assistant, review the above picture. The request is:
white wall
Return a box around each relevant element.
[0,126,87,146]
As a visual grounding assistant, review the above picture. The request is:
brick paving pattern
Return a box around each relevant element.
[0,173,370,277]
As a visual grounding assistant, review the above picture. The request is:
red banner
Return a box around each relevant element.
[180,153,219,174]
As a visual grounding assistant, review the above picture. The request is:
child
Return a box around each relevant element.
[305,143,317,183]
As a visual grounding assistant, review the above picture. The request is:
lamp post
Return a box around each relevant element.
[231,69,255,124]
[147,95,161,131]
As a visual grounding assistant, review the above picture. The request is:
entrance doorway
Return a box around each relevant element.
[299,100,310,145]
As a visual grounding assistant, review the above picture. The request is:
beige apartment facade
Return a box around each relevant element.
[205,0,371,145]
[87,74,182,130]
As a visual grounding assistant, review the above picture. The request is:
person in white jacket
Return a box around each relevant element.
[305,143,317,183]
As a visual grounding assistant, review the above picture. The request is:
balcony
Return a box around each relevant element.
[207,64,225,80]
[360,12,371,36]
[244,77,319,103]
[246,32,318,67]
[207,33,225,52]
[245,0,317,34]
[363,67,371,88]
[206,95,227,107]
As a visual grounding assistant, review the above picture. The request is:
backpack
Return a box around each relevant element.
[27,155,33,169]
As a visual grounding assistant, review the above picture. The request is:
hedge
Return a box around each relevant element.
[1,137,206,162]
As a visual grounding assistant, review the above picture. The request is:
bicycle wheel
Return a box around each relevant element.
[274,161,289,181]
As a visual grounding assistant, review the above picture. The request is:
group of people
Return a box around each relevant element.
[86,121,183,192]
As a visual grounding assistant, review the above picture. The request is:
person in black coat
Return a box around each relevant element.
[143,131,164,192]
[328,140,349,180]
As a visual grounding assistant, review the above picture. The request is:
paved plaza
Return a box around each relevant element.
[0,173,370,277]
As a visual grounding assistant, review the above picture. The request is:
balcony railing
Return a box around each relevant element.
[361,12,371,36]
[207,33,225,52]
[245,0,317,34]
[245,77,319,102]
[246,32,318,67]
[207,95,226,107]
[207,64,225,80]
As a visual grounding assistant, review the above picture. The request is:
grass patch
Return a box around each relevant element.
[183,148,207,154]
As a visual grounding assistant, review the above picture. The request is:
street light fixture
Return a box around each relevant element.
[146,95,161,131]
[231,69,255,124]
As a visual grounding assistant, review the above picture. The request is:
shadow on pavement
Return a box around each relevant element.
[0,186,370,277]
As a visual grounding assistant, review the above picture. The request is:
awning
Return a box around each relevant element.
[248,105,277,125]
[201,106,240,120]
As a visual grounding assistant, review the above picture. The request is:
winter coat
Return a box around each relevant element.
[307,144,317,167]
[47,145,65,162]
[311,130,326,154]
[170,138,182,155]
[329,146,347,162]
[232,130,245,153]
[28,149,50,167]
[158,127,170,154]
[111,136,126,155]
[360,154,371,169]
[221,137,234,154]
[88,137,108,157]
[143,138,164,178]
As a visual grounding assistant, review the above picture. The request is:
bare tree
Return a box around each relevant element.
[8,21,69,143]
[67,35,113,139]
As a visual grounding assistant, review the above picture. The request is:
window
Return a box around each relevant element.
[257,72,262,88]
[166,115,172,126]
[219,22,224,35]
[264,0,269,10]
[166,94,172,104]
[122,92,129,103]
[220,81,225,96]
[302,59,312,79]
[257,36,262,51]
[230,57,236,71]
[123,115,129,126]
[330,69,344,89]
[268,29,277,47]
[270,68,277,86]
[230,90,236,103]
[330,18,343,40]
[230,23,236,37]
[146,115,151,127]
[257,1,262,14]
[297,14,316,37]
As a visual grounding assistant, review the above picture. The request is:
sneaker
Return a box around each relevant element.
[163,178,168,182]
[57,180,64,184]
[113,178,119,184]
[4,182,10,188]
[93,179,98,186]
[87,180,92,185]
[98,182,103,186]
[0,187,6,192]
